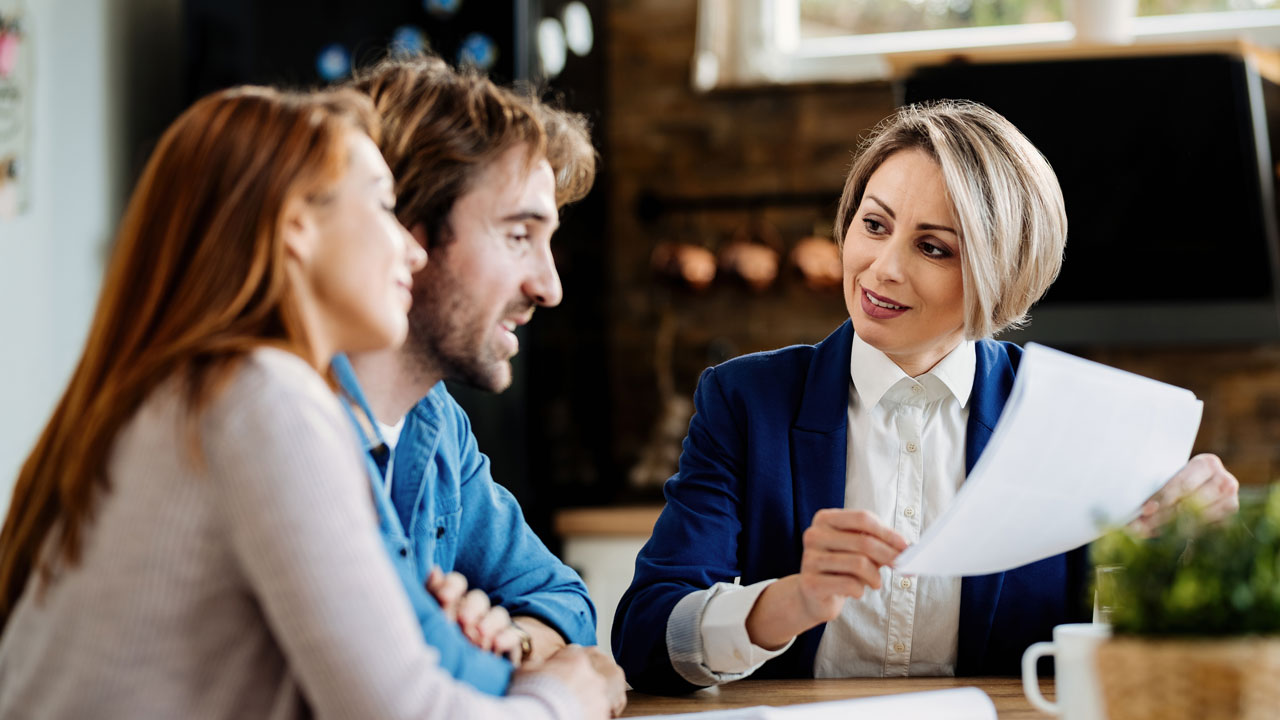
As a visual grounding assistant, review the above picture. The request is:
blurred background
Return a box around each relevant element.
[7,0,1280,647]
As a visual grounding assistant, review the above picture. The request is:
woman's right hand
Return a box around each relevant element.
[746,509,908,649]
[516,644,621,719]
[796,508,909,621]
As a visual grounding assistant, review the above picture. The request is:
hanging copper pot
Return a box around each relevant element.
[789,235,843,292]
[719,221,780,292]
[650,241,717,292]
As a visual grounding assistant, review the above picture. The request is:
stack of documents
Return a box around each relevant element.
[896,343,1203,576]
[626,687,995,720]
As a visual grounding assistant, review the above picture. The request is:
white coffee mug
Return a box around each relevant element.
[1066,0,1138,45]
[1021,622,1111,720]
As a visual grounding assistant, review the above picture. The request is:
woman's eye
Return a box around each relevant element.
[862,217,885,234]
[920,241,952,258]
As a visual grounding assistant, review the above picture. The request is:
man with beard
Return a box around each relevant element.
[332,56,624,711]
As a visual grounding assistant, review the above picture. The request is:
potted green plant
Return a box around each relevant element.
[1090,485,1280,720]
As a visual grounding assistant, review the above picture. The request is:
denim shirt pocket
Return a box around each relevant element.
[415,496,461,577]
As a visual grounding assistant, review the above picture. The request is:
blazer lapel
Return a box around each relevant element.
[958,339,1021,674]
[791,320,856,531]
[789,320,855,669]
[790,428,847,540]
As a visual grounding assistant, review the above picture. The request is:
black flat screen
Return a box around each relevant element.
[904,54,1276,306]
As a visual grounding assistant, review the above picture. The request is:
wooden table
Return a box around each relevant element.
[623,677,1051,718]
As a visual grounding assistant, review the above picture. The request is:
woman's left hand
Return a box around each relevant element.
[426,567,527,665]
[1128,453,1240,535]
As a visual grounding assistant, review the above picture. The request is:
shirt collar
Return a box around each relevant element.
[850,333,976,409]
[377,416,406,452]
[331,353,386,452]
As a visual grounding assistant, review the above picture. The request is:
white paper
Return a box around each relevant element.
[625,687,995,720]
[895,343,1203,576]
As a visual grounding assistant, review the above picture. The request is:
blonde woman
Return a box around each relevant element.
[614,101,1239,693]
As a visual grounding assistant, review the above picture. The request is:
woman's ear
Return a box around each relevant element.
[281,195,318,265]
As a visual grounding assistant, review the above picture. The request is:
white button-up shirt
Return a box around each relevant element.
[664,334,975,685]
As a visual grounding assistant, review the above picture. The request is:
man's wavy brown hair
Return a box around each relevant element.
[350,55,596,248]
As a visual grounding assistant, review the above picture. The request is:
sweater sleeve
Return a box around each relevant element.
[206,352,581,720]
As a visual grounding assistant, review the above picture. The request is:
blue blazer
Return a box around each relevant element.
[612,320,1090,694]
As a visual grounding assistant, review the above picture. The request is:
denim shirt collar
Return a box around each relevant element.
[330,354,411,545]
[331,354,387,454]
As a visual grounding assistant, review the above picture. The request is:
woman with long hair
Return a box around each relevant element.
[0,86,606,719]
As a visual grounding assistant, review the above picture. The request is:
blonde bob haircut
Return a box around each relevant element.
[834,100,1067,339]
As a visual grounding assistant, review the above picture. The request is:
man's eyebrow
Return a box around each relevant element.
[501,210,554,223]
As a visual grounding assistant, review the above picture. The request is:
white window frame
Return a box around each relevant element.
[693,0,1280,89]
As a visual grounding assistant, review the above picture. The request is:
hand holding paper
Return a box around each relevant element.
[895,343,1204,576]
[1129,452,1240,535]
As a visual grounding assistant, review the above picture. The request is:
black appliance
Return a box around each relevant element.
[903,53,1280,346]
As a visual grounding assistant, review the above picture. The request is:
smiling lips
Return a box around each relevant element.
[497,315,529,357]
[860,287,911,319]
[395,278,413,309]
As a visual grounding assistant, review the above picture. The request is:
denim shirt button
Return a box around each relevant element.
[436,526,446,539]
[398,547,408,557]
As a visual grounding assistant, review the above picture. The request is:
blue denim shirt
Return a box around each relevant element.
[332,355,597,696]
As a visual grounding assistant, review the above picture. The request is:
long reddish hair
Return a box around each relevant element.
[0,86,378,629]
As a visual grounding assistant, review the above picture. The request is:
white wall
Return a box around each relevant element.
[0,0,180,508]
[0,0,114,501]
[561,535,649,656]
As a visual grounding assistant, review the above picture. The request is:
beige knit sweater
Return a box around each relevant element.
[0,348,578,720]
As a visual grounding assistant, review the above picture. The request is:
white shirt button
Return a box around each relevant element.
[911,384,923,394]
[894,642,906,653]
[900,577,912,589]
[905,442,918,453]
[903,506,916,518]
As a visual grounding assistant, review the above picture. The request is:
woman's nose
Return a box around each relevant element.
[404,230,427,272]
[870,236,907,283]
